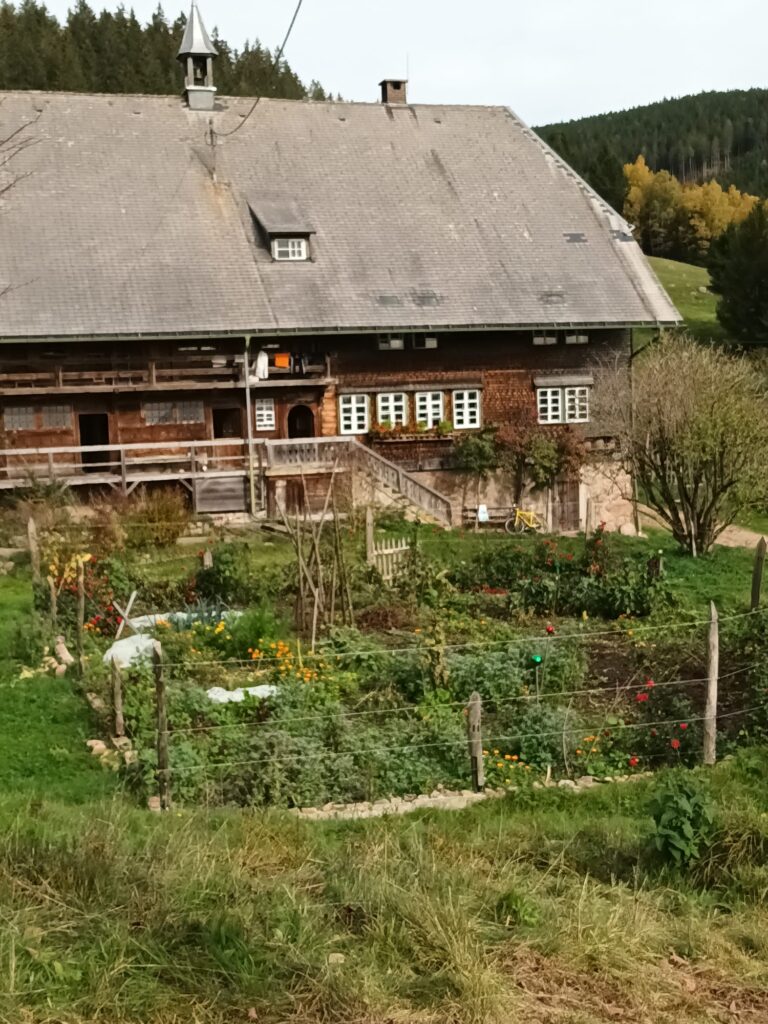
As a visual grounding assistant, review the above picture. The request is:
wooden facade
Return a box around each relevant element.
[0,327,629,526]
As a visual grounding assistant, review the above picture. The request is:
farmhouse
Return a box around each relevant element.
[0,4,679,527]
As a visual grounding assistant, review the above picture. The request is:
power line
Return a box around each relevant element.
[212,0,306,141]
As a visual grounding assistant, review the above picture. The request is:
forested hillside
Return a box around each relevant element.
[538,89,768,211]
[0,0,329,98]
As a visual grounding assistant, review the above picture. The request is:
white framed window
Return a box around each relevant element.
[144,401,204,425]
[376,392,408,427]
[533,335,557,346]
[42,404,72,428]
[271,237,309,261]
[565,386,590,423]
[536,386,590,424]
[537,388,563,424]
[254,397,276,431]
[339,394,369,435]
[4,406,35,431]
[452,390,481,430]
[415,391,444,428]
[565,333,589,345]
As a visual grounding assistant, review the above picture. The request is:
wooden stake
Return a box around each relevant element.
[27,518,40,583]
[153,641,171,811]
[703,602,719,766]
[751,537,766,611]
[47,574,58,631]
[467,691,485,792]
[365,506,375,566]
[111,657,125,738]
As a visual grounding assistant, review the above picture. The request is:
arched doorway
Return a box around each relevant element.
[287,404,315,439]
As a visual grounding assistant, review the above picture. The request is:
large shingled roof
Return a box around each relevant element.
[0,91,680,341]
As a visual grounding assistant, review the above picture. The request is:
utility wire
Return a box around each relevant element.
[160,704,764,775]
[212,0,306,141]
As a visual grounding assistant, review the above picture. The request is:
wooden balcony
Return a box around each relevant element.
[0,353,332,396]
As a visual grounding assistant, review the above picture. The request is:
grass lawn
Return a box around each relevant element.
[648,256,725,342]
[0,751,766,1023]
[0,573,116,804]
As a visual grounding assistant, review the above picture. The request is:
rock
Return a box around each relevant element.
[558,779,577,790]
[85,692,107,713]
[147,796,161,813]
[86,739,107,757]
[698,285,708,294]
[619,522,638,537]
[328,953,346,965]
[123,750,138,766]
[603,776,615,783]
[111,735,132,752]
[532,781,544,791]
[576,775,597,788]
[403,794,418,802]
[54,664,68,678]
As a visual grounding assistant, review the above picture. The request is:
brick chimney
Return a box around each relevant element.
[380,79,408,104]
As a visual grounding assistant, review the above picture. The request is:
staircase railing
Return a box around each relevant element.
[262,437,453,526]
[350,441,453,526]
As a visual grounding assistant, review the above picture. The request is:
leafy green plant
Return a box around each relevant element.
[649,772,715,869]
[122,486,191,549]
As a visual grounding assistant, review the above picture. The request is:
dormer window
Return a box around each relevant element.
[271,237,309,261]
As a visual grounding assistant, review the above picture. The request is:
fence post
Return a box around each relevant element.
[76,560,85,677]
[111,657,125,738]
[703,601,719,766]
[467,691,485,793]
[153,641,171,811]
[27,518,40,583]
[751,537,766,611]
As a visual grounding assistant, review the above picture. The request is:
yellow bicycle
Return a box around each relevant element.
[504,505,546,535]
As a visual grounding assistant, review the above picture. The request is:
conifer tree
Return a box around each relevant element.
[709,202,768,343]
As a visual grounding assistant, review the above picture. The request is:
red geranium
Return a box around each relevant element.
[636,692,649,703]
[628,756,639,768]
[670,738,681,750]
[679,723,688,730]
[546,624,555,635]
[646,679,655,689]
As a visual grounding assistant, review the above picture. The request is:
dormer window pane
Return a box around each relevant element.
[272,238,309,261]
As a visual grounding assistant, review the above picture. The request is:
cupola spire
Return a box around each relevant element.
[177,3,218,111]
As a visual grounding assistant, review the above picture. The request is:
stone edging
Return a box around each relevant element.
[290,772,655,821]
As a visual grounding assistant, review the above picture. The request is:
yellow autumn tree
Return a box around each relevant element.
[622,156,759,263]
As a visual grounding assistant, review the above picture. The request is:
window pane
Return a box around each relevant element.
[144,402,174,425]
[273,237,308,261]
[339,394,369,434]
[254,397,276,431]
[176,401,205,424]
[41,404,72,428]
[4,406,35,430]
[453,390,481,429]
[537,388,562,424]
[565,386,589,423]
[415,391,444,428]
[376,392,408,426]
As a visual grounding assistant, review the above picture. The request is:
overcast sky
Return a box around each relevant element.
[46,0,768,125]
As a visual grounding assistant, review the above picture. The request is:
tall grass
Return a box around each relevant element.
[1,752,768,1023]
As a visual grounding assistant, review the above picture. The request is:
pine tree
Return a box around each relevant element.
[709,202,768,343]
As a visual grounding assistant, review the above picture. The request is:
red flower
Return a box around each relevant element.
[646,679,655,689]
[636,692,649,703]
[628,756,639,768]
[650,729,658,737]
[679,723,688,730]
[670,738,681,750]
[546,624,555,635]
